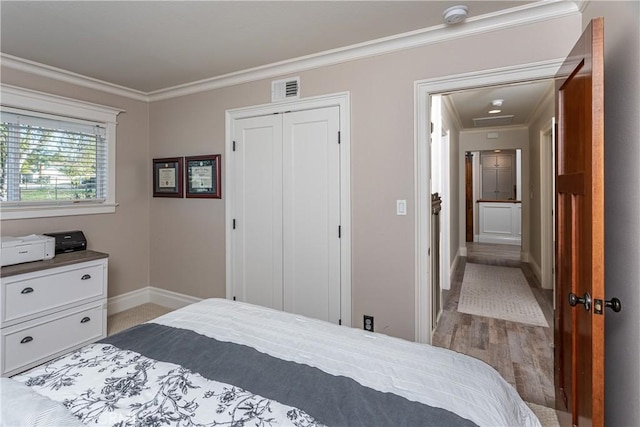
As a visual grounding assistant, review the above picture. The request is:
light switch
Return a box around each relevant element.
[397,200,407,216]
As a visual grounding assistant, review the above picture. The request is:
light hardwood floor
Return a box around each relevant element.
[432,243,555,407]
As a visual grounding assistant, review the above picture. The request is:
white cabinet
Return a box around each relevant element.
[477,202,522,246]
[481,152,515,200]
[0,251,108,376]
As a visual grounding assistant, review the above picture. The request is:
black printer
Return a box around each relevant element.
[43,230,87,254]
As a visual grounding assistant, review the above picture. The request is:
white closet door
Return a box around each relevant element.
[282,106,341,323]
[232,115,283,310]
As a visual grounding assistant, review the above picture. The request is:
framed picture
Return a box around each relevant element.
[153,157,183,198]
[185,154,221,199]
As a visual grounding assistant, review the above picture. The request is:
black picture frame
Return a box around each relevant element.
[153,157,183,198]
[185,154,221,199]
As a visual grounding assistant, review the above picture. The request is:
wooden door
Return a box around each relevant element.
[554,18,605,426]
[465,152,473,242]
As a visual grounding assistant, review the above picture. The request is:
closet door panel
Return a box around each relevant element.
[232,116,283,310]
[282,107,341,323]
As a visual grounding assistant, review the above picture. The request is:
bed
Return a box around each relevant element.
[1,298,541,426]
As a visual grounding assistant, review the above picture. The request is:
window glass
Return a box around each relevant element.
[1,111,107,204]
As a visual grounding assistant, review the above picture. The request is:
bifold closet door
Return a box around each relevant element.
[282,107,341,323]
[231,106,341,324]
[232,115,283,311]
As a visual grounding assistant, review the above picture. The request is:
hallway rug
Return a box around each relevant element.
[458,263,549,327]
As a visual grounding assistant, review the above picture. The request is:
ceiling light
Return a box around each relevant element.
[494,149,502,153]
[443,5,468,25]
[488,109,502,114]
[491,99,504,107]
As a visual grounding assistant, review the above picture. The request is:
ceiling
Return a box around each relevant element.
[1,1,559,128]
[445,80,554,130]
[1,1,537,93]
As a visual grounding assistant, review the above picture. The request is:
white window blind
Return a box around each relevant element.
[1,109,107,205]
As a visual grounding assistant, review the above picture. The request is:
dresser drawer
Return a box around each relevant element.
[2,304,105,375]
[2,261,105,325]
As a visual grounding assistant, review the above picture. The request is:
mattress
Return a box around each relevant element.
[3,298,541,426]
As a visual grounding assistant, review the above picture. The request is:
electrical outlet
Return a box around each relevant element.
[364,315,374,332]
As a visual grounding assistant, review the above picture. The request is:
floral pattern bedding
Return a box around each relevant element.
[16,343,321,427]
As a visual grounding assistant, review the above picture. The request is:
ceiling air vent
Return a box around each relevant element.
[472,115,515,127]
[272,77,300,102]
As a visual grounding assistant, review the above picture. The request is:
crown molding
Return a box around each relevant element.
[1,0,579,103]
[1,54,150,102]
[525,84,555,125]
[573,0,591,13]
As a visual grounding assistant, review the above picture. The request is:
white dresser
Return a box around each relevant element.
[0,251,108,377]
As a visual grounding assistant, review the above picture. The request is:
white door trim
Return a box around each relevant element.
[225,92,352,326]
[414,59,564,344]
[540,120,555,290]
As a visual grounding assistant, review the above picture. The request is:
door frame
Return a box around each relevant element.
[540,119,556,291]
[225,92,352,326]
[413,59,563,344]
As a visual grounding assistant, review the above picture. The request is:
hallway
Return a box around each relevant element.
[432,243,555,407]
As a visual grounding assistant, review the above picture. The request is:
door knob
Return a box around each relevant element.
[605,297,622,313]
[568,292,591,311]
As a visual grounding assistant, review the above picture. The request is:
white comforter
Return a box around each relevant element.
[2,298,541,427]
[153,298,541,427]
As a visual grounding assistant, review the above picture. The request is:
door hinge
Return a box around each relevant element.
[233,296,236,301]
[338,319,342,325]
[233,140,236,151]
[338,131,341,144]
[233,219,236,229]
[338,225,341,238]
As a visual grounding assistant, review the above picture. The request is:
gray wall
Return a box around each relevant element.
[148,15,580,341]
[527,89,555,283]
[0,68,151,300]
[0,10,585,343]
[581,2,640,424]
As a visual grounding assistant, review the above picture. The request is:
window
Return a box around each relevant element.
[0,85,120,219]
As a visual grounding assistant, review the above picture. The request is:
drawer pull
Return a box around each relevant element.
[21,287,34,294]
[80,316,91,323]
[20,336,33,344]
[81,274,92,280]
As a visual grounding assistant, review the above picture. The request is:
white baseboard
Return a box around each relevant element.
[477,236,521,245]
[107,287,150,315]
[529,257,543,284]
[107,287,202,316]
[459,246,467,257]
[149,287,202,310]
[445,252,461,291]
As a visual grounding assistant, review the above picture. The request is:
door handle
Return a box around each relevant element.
[605,297,622,313]
[568,292,591,311]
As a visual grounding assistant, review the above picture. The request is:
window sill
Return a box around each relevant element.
[1,203,117,220]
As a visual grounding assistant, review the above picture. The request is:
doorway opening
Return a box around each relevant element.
[414,61,560,405]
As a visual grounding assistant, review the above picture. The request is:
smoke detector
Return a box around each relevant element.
[443,5,468,25]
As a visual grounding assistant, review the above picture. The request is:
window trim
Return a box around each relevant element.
[1,85,122,220]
